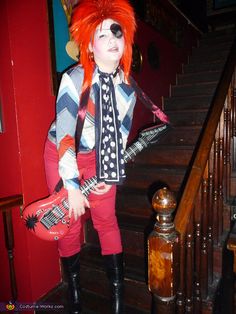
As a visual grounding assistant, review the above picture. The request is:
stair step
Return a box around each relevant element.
[83,236,147,282]
[85,215,149,256]
[190,40,232,60]
[82,289,150,314]
[202,27,235,39]
[133,144,194,167]
[200,30,235,45]
[116,186,152,218]
[177,70,221,85]
[80,244,147,283]
[80,245,152,311]
[124,163,186,192]
[189,50,229,64]
[164,95,212,110]
[171,82,217,97]
[199,36,235,49]
[167,108,208,126]
[159,125,201,145]
[183,60,225,74]
[192,41,233,57]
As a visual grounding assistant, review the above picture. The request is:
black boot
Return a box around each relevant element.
[61,252,81,314]
[103,253,124,314]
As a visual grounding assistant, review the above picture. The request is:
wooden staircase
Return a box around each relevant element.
[37,27,236,313]
[79,27,236,313]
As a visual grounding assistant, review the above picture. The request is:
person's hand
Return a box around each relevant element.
[91,182,112,195]
[68,189,90,220]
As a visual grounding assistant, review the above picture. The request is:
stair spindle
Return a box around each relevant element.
[194,193,202,312]
[185,220,194,313]
[201,177,209,298]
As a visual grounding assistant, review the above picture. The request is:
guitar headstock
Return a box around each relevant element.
[139,123,171,145]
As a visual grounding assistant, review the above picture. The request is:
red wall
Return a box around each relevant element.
[0,0,199,307]
[0,0,60,305]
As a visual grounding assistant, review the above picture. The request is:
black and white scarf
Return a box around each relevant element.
[95,68,126,185]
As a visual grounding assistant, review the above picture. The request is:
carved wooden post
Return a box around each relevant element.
[148,187,179,313]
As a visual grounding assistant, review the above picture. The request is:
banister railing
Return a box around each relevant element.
[148,35,236,313]
[174,42,236,312]
[174,37,236,236]
[0,194,23,301]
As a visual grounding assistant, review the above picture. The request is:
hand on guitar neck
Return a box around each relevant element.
[68,182,111,220]
[68,189,90,220]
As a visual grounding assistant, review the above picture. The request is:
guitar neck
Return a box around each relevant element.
[124,138,147,163]
[80,138,147,196]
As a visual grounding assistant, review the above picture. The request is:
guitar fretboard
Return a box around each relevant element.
[80,140,145,196]
[80,124,167,197]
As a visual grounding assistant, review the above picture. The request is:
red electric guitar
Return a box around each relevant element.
[23,123,170,241]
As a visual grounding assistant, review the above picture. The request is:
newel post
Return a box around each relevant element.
[148,187,180,313]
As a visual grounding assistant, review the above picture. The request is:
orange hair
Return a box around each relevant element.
[70,0,136,91]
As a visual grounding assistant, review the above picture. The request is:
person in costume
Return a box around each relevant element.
[44,0,169,313]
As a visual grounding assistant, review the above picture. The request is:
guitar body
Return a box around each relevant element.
[23,188,71,241]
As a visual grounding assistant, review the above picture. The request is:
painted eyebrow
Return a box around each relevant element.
[96,28,110,33]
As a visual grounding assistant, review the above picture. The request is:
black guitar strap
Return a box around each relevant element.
[74,87,91,154]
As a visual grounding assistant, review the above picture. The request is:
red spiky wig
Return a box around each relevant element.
[70,0,136,91]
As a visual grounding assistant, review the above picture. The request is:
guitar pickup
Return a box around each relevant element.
[40,205,66,230]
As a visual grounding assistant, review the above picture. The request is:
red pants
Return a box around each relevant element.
[44,140,122,257]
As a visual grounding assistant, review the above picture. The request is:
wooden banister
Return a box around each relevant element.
[0,195,23,212]
[0,194,23,301]
[174,37,236,236]
[148,33,236,313]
